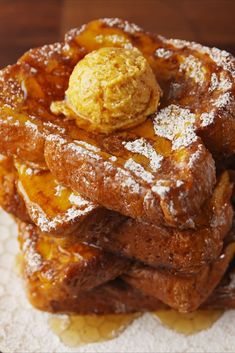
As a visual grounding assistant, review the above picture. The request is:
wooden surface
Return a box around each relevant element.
[0,0,234,68]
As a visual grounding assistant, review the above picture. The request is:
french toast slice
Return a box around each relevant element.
[0,20,222,227]
[18,221,130,298]
[15,161,121,235]
[125,233,235,312]
[0,156,30,222]
[21,267,235,314]
[44,132,215,228]
[18,216,235,313]
[67,18,235,161]
[0,157,232,273]
[12,158,232,273]
[25,276,167,314]
[18,219,235,314]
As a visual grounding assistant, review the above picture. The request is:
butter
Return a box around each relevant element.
[51,47,161,133]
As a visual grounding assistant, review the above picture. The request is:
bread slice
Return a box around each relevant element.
[21,270,235,314]
[11,158,232,273]
[0,156,30,222]
[18,221,130,298]
[18,219,235,314]
[125,232,235,312]
[2,19,232,227]
[17,216,235,313]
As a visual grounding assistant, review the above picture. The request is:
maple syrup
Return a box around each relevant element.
[15,253,23,276]
[154,310,223,335]
[48,313,139,346]
[48,309,223,347]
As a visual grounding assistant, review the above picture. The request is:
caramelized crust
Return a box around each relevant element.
[15,162,119,235]
[0,157,232,273]
[0,156,30,222]
[0,19,228,226]
[44,133,215,228]
[125,235,235,312]
[24,270,235,314]
[46,169,234,273]
[18,217,235,313]
[18,222,130,299]
[18,220,235,314]
[27,277,167,314]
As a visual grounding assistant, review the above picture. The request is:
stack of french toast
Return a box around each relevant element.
[0,18,235,315]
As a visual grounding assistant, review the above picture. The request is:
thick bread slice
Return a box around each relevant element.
[18,218,235,313]
[21,269,235,314]
[19,221,235,314]
[125,233,235,312]
[15,161,121,236]
[12,158,233,273]
[26,277,167,314]
[18,222,130,297]
[1,18,233,162]
[71,18,235,160]
[44,132,215,228]
[0,156,30,222]
[0,20,225,227]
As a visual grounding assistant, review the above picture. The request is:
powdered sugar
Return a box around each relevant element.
[166,37,235,78]
[22,237,43,274]
[69,141,102,161]
[76,141,101,153]
[152,184,170,198]
[115,166,140,194]
[209,72,232,92]
[123,138,163,172]
[179,55,205,85]
[200,111,215,127]
[154,105,197,150]
[69,193,92,207]
[213,92,231,108]
[155,48,172,59]
[124,158,154,183]
[1,210,235,353]
[29,203,95,233]
[188,145,204,168]
[102,18,143,34]
[25,120,38,131]
[54,184,66,197]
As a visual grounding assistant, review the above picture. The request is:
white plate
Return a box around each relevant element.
[0,209,235,353]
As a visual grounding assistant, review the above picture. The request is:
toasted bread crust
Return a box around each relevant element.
[3,19,233,226]
[125,236,235,312]
[18,222,131,297]
[0,156,30,222]
[0,158,232,273]
[18,217,235,313]
[44,132,215,228]
[24,271,235,314]
[27,278,167,314]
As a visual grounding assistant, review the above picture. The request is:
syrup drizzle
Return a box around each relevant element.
[48,313,139,346]
[154,310,223,335]
[48,310,223,347]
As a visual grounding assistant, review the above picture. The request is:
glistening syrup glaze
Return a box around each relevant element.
[48,310,223,346]
[154,310,223,335]
[0,19,224,227]
[48,313,139,346]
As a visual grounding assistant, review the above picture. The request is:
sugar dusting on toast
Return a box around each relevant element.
[102,18,143,34]
[179,55,206,85]
[123,138,163,172]
[154,105,198,150]
[29,202,96,233]
[124,158,154,183]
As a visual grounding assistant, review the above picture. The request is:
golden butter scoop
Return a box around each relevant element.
[51,47,161,133]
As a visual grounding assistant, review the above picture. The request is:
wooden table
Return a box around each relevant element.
[0,0,234,68]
